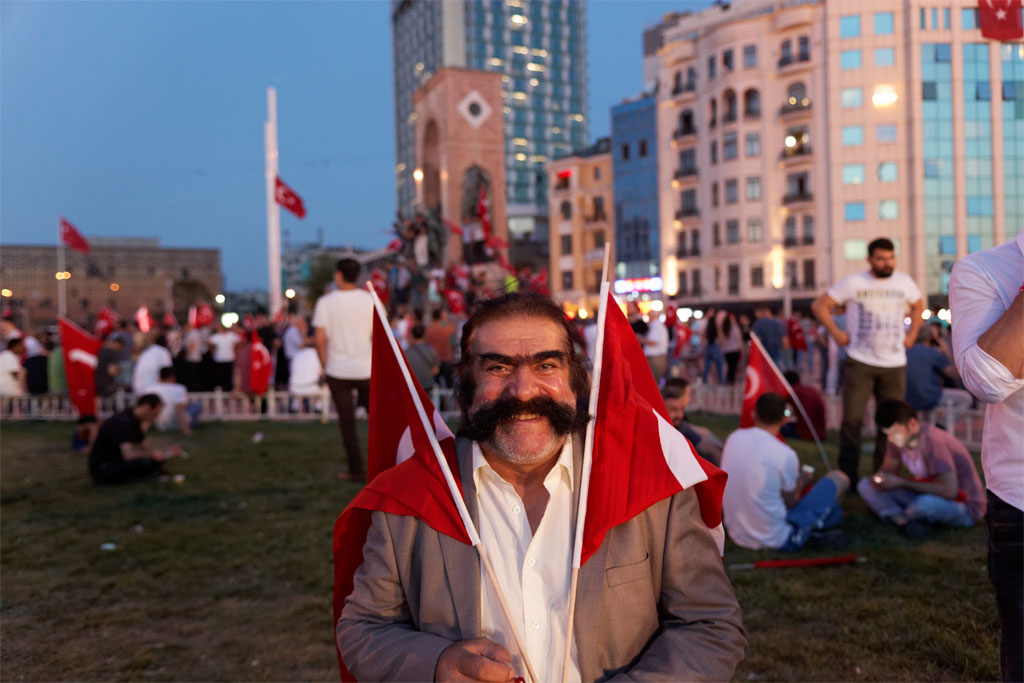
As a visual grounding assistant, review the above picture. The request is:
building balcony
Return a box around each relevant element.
[721,111,738,126]
[777,52,812,72]
[782,191,814,205]
[672,126,697,140]
[784,236,799,248]
[583,211,608,224]
[674,207,700,220]
[670,83,697,102]
[781,145,813,163]
[585,248,605,262]
[673,167,698,180]
[744,108,761,120]
[779,100,812,118]
[552,181,571,193]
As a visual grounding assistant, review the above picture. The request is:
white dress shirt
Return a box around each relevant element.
[949,229,1024,510]
[473,439,581,683]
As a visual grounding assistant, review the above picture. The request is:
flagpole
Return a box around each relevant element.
[265,87,283,321]
[57,217,67,318]
[750,332,833,470]
[365,283,539,683]
[561,243,611,683]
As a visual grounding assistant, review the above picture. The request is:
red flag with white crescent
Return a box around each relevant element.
[59,217,91,253]
[59,317,101,417]
[275,176,307,218]
[979,0,1023,40]
[93,307,118,339]
[249,329,273,394]
[477,186,491,239]
[444,288,466,315]
[740,334,791,429]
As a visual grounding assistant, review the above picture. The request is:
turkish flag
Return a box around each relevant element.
[385,237,403,253]
[189,302,215,328]
[249,329,273,394]
[369,269,389,306]
[672,323,694,360]
[93,307,118,339]
[275,176,307,219]
[979,0,1023,40]
[787,318,808,352]
[485,234,509,251]
[665,303,678,329]
[161,312,177,328]
[578,290,726,567]
[134,306,153,334]
[444,288,466,315]
[332,300,469,680]
[740,334,791,429]
[59,217,90,253]
[477,186,491,239]
[59,317,101,417]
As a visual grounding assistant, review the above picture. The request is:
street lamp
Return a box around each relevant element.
[110,283,120,292]
[1,289,11,297]
[215,294,226,304]
[285,288,296,299]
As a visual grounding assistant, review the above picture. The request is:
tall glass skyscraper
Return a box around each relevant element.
[611,94,660,281]
[391,0,588,240]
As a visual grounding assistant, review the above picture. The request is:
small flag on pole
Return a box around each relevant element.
[59,217,90,253]
[275,176,307,218]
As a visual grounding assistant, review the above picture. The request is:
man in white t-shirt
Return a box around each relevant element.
[643,315,670,384]
[207,324,240,391]
[812,237,924,483]
[131,335,173,396]
[313,258,373,480]
[721,393,850,550]
[147,367,200,435]
[0,337,26,397]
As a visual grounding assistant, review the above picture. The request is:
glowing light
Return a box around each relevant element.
[0,289,11,297]
[526,63,545,72]
[551,126,562,133]
[285,288,296,299]
[785,134,798,148]
[221,312,239,328]
[215,294,226,304]
[672,179,680,189]
[529,78,540,87]
[613,277,664,294]
[512,46,529,54]
[530,155,547,163]
[510,14,528,25]
[872,84,898,108]
[515,153,527,161]
[922,309,932,319]
[938,308,951,322]
[109,283,119,292]
[578,308,589,319]
[572,114,585,122]
[413,168,424,181]
[679,307,693,321]
[650,300,664,312]
[55,272,64,280]
[512,91,528,100]
[512,137,528,146]
[414,62,424,72]
[64,271,71,279]
[490,57,504,66]
[693,310,704,320]
[532,48,548,57]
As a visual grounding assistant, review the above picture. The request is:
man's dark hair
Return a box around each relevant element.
[153,334,168,349]
[411,324,425,340]
[868,237,895,256]
[336,258,361,283]
[876,399,918,429]
[783,370,801,386]
[754,393,788,425]
[662,377,690,401]
[431,309,442,321]
[136,393,163,409]
[7,337,23,350]
[159,367,176,381]
[454,293,588,417]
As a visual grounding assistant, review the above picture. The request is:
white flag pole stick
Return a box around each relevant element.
[57,217,67,318]
[265,87,283,322]
[365,283,539,683]
[750,332,832,471]
[561,243,611,683]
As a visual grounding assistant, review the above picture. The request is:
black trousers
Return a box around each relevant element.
[986,490,1023,682]
[214,361,234,391]
[724,351,741,384]
[92,458,164,486]
[326,376,370,476]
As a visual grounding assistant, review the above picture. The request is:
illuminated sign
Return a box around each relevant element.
[613,276,663,294]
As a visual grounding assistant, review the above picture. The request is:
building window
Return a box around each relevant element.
[713,222,721,247]
[681,189,698,215]
[726,219,740,244]
[593,196,605,220]
[746,176,762,200]
[925,159,942,178]
[714,266,721,292]
[638,139,648,157]
[728,264,740,295]
[874,12,894,35]
[560,200,572,219]
[784,216,798,245]
[686,66,697,90]
[747,217,763,242]
[802,259,816,289]
[780,39,792,65]
[841,49,862,70]
[940,236,957,254]
[708,55,716,80]
[710,140,718,164]
[943,7,950,29]
[561,235,573,253]
[743,44,757,68]
[621,143,630,160]
[725,179,738,204]
[840,14,861,38]
[723,89,738,122]
[785,172,810,201]
[875,47,895,66]
[922,81,938,100]
[711,182,719,207]
[962,7,978,29]
[842,163,865,185]
[798,35,810,60]
[786,260,799,288]
[709,98,717,128]
[842,125,864,146]
[840,87,863,108]
[691,229,701,254]
[745,132,760,157]
[844,239,867,260]
[594,166,601,180]
[935,43,952,62]
[967,196,994,216]
[678,269,688,294]
[723,132,738,160]
[743,88,760,117]
[878,162,898,182]
[845,202,866,221]
[562,271,573,289]
[723,48,734,72]
[679,109,695,135]
[692,269,702,294]
[593,230,605,248]
[877,124,897,142]
[751,264,764,288]
[802,215,815,244]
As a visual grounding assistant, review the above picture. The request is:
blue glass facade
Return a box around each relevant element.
[921,43,955,293]
[611,95,659,280]
[963,43,993,254]
[1003,44,1024,234]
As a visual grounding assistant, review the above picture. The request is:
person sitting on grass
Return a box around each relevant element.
[146,367,201,436]
[857,398,986,537]
[89,394,183,486]
[721,393,850,550]
[661,377,723,466]
[780,370,826,442]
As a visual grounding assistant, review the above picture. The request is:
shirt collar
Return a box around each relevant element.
[472,435,574,493]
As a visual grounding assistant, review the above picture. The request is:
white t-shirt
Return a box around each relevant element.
[208,331,239,363]
[644,318,669,357]
[312,288,373,379]
[184,328,206,363]
[721,427,799,550]
[147,382,188,431]
[132,345,172,395]
[0,349,23,395]
[827,270,922,368]
[289,347,323,396]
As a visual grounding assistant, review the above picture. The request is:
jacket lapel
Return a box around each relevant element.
[438,437,481,639]
[570,431,608,682]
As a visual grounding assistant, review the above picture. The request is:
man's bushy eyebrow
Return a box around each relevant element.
[476,350,567,366]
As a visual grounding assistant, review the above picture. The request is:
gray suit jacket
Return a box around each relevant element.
[337,436,746,682]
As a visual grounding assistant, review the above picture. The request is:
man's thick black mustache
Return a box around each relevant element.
[458,396,591,442]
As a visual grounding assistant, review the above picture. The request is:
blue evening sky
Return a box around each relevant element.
[1,1,703,290]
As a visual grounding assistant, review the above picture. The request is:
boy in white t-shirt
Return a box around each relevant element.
[721,393,850,550]
[812,237,925,484]
[147,367,201,435]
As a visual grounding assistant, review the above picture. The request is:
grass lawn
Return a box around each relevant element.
[0,415,1000,681]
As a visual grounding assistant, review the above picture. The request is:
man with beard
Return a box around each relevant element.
[812,238,924,484]
[337,294,745,682]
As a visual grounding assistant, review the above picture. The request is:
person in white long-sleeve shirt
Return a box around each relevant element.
[949,228,1024,683]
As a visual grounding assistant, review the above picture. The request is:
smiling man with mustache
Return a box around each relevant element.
[338,293,745,682]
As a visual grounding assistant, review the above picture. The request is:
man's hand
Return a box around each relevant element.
[871,471,902,490]
[903,334,915,350]
[434,638,515,683]
[833,330,850,347]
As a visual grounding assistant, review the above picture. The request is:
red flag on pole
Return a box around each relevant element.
[740,333,791,428]
[477,186,492,239]
[190,301,214,328]
[443,288,466,315]
[275,176,307,218]
[575,289,727,568]
[385,237,403,253]
[59,317,101,417]
[93,307,118,339]
[979,0,1023,40]
[59,217,90,253]
[134,306,153,334]
[250,329,272,394]
[672,322,694,360]
[787,318,808,352]
[332,293,473,680]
